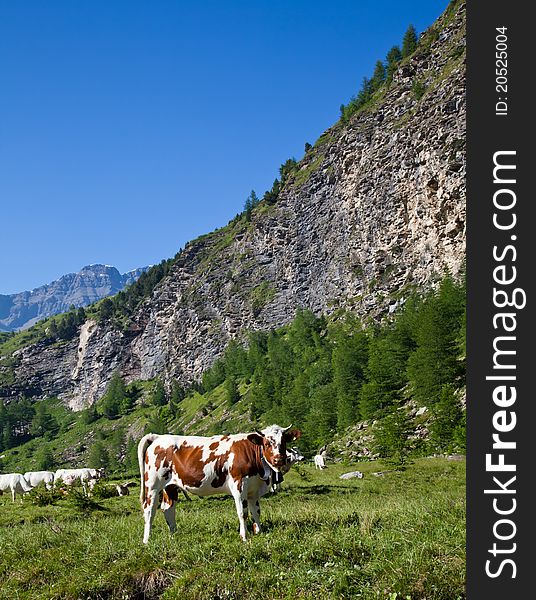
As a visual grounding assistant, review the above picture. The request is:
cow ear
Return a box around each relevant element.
[247,433,264,446]
[284,429,301,442]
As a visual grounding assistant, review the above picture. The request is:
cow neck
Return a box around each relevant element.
[258,446,274,481]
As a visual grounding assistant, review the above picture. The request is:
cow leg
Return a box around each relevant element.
[142,490,159,544]
[231,486,248,542]
[161,491,177,535]
[248,497,261,534]
[162,501,177,535]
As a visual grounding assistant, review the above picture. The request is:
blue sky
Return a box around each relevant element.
[0,1,446,294]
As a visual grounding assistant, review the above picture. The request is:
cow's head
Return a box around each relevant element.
[247,424,302,472]
[94,468,105,479]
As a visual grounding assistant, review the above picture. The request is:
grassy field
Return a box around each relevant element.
[0,459,465,600]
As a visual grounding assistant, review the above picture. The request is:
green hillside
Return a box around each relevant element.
[0,273,465,475]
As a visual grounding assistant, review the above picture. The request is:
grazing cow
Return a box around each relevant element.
[0,473,33,502]
[24,470,55,490]
[115,481,139,496]
[54,468,105,494]
[138,424,301,544]
[313,454,326,469]
[286,447,305,469]
[270,447,305,492]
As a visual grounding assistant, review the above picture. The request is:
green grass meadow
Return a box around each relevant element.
[0,459,465,599]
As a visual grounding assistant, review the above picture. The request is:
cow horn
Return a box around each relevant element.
[283,424,293,431]
[255,429,264,437]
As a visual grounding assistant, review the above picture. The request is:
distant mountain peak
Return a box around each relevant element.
[0,264,150,332]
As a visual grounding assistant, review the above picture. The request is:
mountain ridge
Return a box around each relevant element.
[0,264,150,332]
[0,0,466,410]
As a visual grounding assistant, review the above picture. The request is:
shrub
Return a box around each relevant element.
[67,488,105,513]
[28,486,63,506]
[373,408,413,469]
[412,79,427,100]
[91,482,118,500]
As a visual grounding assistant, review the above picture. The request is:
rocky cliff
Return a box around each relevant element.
[0,265,149,332]
[1,1,466,410]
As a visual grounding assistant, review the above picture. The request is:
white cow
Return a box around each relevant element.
[54,468,105,494]
[0,473,33,502]
[24,470,55,490]
[313,454,326,469]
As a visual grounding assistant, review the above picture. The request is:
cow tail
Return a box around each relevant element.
[138,433,159,506]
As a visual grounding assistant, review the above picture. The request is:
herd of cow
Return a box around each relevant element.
[0,467,106,502]
[1,423,332,544]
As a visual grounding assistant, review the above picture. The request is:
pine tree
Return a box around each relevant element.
[331,323,368,429]
[36,445,55,470]
[402,24,418,58]
[170,381,185,416]
[98,298,114,323]
[250,190,259,208]
[107,427,125,472]
[150,379,167,407]
[57,312,77,339]
[406,276,465,405]
[202,360,226,393]
[224,376,240,406]
[47,320,58,339]
[373,407,413,468]
[99,371,127,419]
[145,412,167,435]
[124,435,139,474]
[370,60,386,92]
[223,340,250,381]
[0,401,7,440]
[243,189,260,221]
[244,196,253,221]
[89,440,110,470]
[429,384,464,452]
[385,45,402,80]
[1,425,13,451]
[30,402,59,439]
[279,158,297,184]
[80,404,98,425]
[263,179,280,205]
[305,383,338,451]
[77,307,87,325]
[283,370,310,426]
[119,383,137,415]
[359,321,414,419]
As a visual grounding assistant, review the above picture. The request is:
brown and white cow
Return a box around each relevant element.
[138,424,301,543]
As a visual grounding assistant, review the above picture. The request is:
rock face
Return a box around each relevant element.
[0,265,149,332]
[1,2,466,410]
